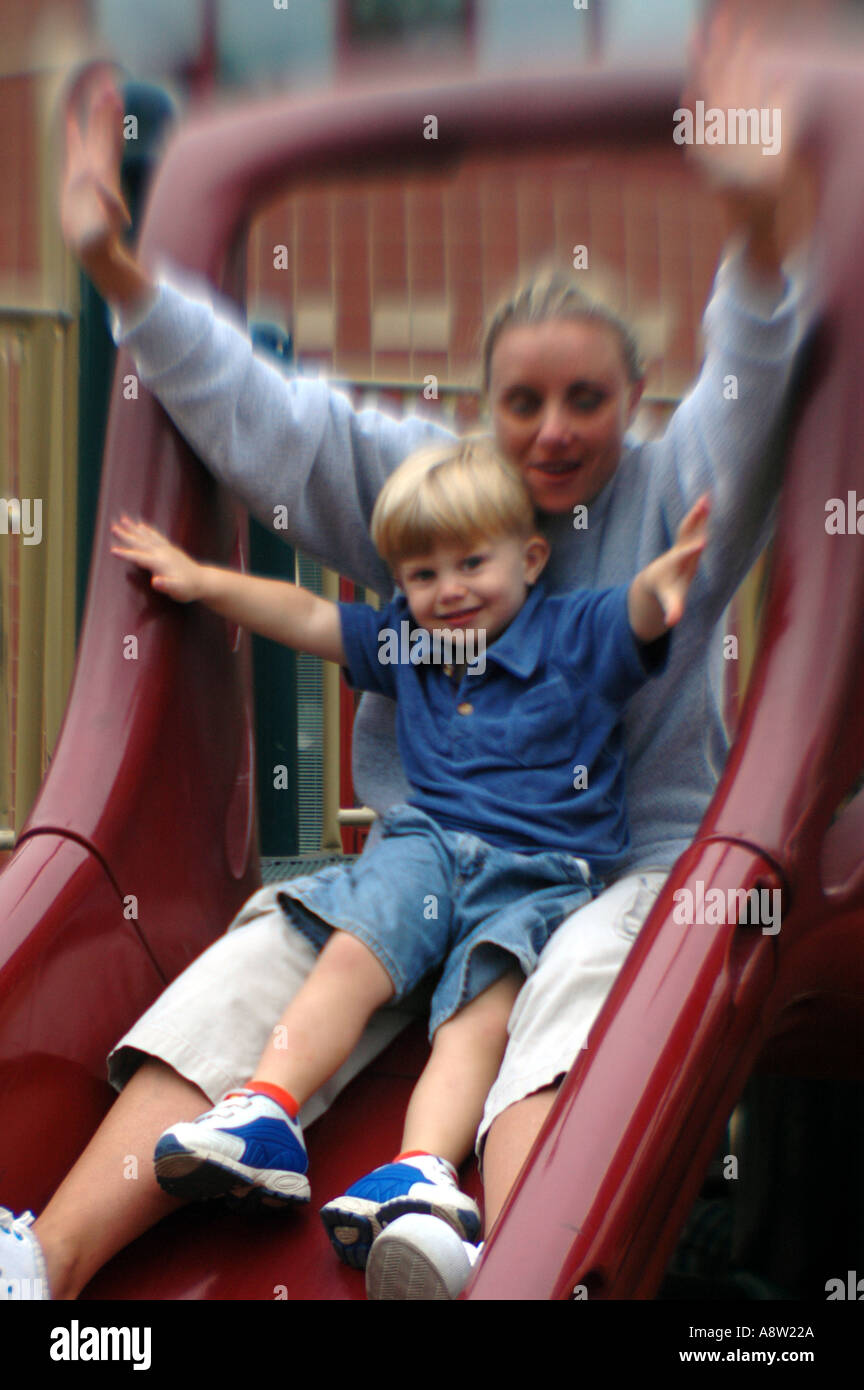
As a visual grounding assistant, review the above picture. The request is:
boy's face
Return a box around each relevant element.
[396,533,549,646]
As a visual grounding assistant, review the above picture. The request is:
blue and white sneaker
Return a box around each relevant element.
[0,1208,50,1300]
[320,1155,480,1269]
[154,1090,310,1208]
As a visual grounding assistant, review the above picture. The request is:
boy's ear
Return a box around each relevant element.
[524,534,550,583]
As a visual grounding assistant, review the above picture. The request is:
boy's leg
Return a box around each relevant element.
[365,871,668,1299]
[399,966,524,1167]
[109,883,414,1123]
[480,871,667,1229]
[252,928,395,1102]
[154,929,395,1202]
[320,968,522,1268]
[152,811,454,1209]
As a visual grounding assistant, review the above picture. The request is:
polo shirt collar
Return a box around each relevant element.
[482,581,550,678]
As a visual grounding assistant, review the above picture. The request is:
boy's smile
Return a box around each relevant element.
[397,534,550,647]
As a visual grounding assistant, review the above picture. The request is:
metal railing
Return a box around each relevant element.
[0,309,79,844]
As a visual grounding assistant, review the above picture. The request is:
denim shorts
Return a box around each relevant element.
[277,804,597,1037]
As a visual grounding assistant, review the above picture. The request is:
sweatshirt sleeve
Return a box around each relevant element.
[644,242,810,601]
[112,269,456,595]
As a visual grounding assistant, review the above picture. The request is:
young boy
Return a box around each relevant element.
[111,437,708,1270]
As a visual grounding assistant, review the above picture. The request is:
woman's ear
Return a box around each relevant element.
[524,534,551,584]
[627,377,646,425]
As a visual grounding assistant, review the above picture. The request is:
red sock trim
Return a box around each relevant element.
[246,1079,300,1118]
[393,1149,434,1163]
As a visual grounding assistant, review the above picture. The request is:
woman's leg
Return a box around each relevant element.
[33,1059,209,1300]
[26,899,319,1299]
[481,1088,558,1229]
[22,894,412,1299]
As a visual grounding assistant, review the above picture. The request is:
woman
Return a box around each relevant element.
[2,30,808,1301]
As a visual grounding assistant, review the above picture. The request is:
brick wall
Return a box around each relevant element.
[248,146,726,400]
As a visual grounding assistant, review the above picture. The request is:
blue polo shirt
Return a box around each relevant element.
[339,581,667,870]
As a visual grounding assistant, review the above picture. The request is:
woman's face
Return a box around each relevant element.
[488,318,644,515]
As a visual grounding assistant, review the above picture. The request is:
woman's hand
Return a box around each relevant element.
[111,516,206,603]
[60,66,154,307]
[682,6,816,278]
[61,70,130,260]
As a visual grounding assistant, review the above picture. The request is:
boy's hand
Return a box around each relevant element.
[112,516,345,661]
[111,516,206,603]
[629,495,710,641]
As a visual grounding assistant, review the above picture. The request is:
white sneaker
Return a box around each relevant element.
[0,1209,50,1300]
[366,1212,482,1300]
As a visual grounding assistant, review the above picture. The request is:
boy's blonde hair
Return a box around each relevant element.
[371,436,537,571]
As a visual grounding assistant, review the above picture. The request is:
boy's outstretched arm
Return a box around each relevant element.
[628,495,710,642]
[110,516,345,663]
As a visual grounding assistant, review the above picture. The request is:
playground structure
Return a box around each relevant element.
[1,59,863,1299]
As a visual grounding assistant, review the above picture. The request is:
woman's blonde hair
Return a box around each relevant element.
[481,263,645,390]
[371,436,537,571]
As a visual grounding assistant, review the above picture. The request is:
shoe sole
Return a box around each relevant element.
[366,1229,463,1300]
[319,1197,383,1270]
[155,1140,310,1208]
[320,1189,481,1270]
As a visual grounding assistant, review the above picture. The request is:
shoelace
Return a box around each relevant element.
[197,1091,255,1122]
[0,1208,36,1242]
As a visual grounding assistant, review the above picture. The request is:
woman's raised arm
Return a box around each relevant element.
[642,18,814,610]
[61,74,154,312]
[59,72,453,592]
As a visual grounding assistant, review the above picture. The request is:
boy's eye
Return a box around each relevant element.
[462,555,486,571]
[406,568,435,583]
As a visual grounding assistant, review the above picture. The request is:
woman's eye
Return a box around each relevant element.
[504,389,540,417]
[569,388,605,412]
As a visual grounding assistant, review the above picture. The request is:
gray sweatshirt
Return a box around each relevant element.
[113,249,804,873]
